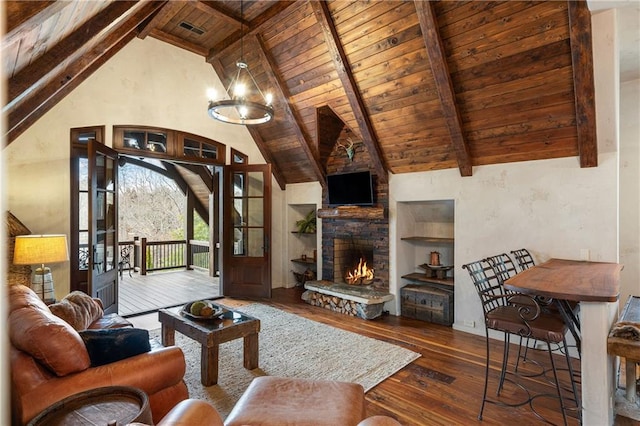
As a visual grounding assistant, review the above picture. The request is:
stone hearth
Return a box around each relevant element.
[302,280,393,320]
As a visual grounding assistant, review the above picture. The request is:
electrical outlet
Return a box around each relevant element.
[463,320,475,328]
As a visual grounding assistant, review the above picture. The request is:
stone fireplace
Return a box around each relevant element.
[321,218,389,290]
[302,215,391,319]
[300,119,392,319]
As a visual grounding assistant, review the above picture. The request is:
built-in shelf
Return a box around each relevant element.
[401,236,454,244]
[288,203,318,287]
[401,273,454,289]
[291,258,316,265]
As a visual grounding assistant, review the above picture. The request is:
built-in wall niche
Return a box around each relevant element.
[399,200,454,270]
[397,200,455,325]
[287,204,318,287]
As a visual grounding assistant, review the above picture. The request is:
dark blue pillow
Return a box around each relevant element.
[79,328,151,367]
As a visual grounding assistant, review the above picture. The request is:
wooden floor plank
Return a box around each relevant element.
[123,284,636,425]
[258,288,581,426]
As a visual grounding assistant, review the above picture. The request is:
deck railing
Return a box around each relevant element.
[123,238,211,276]
[189,239,210,271]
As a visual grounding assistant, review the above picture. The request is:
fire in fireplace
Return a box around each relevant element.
[345,257,374,285]
[334,238,375,285]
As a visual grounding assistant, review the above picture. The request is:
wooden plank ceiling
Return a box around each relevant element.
[3,0,597,189]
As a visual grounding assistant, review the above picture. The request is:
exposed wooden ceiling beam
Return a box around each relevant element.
[3,1,70,44]
[161,161,209,221]
[206,1,296,63]
[148,28,209,56]
[5,32,136,145]
[197,1,248,28]
[178,163,215,193]
[123,157,186,193]
[251,1,297,28]
[209,29,242,59]
[7,1,143,105]
[5,1,165,145]
[208,56,287,191]
[568,0,598,168]
[245,127,285,191]
[137,1,184,40]
[415,0,472,177]
[255,33,327,187]
[311,1,388,183]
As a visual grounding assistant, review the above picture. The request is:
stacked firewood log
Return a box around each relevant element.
[302,290,360,317]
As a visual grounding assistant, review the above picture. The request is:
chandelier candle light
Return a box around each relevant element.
[13,234,69,303]
[207,1,274,125]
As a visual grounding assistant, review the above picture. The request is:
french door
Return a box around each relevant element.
[222,164,271,298]
[88,140,119,314]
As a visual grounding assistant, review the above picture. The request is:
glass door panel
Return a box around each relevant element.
[223,164,271,298]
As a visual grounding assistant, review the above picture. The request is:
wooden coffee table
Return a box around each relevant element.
[158,303,260,386]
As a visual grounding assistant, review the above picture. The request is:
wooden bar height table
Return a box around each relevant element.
[158,304,260,386]
[505,258,623,426]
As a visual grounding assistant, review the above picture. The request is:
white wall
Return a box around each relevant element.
[389,154,618,322]
[4,37,286,299]
[619,78,640,306]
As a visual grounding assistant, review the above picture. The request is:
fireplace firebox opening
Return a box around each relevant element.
[333,238,374,285]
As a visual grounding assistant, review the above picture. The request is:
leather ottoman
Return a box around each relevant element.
[225,377,366,426]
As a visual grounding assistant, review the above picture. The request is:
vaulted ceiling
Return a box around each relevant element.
[3,1,601,189]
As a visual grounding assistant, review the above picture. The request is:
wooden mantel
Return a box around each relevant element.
[317,206,385,220]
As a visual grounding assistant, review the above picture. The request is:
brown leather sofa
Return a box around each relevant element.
[8,284,189,425]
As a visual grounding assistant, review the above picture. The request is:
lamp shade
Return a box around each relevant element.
[13,234,70,266]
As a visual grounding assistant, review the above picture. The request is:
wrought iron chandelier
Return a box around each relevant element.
[207,1,274,125]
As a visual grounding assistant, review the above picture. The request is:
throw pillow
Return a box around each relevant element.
[49,291,104,330]
[79,328,151,367]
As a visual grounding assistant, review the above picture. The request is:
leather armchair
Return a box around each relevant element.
[8,285,188,425]
[224,377,403,426]
[139,397,402,426]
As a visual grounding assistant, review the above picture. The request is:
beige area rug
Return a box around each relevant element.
[150,303,420,418]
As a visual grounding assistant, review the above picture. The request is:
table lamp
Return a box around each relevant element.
[13,234,69,303]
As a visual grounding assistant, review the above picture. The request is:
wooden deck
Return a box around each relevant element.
[118,269,219,317]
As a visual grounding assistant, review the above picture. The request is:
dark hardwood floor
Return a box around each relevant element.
[126,282,635,425]
[261,287,579,426]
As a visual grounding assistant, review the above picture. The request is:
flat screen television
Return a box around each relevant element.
[327,171,374,206]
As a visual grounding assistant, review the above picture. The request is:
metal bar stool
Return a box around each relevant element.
[463,259,579,425]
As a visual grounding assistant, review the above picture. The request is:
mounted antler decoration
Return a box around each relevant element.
[337,138,355,161]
